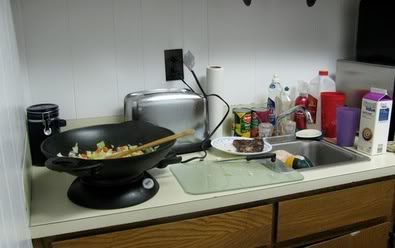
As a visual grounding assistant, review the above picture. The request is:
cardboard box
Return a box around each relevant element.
[358,88,392,155]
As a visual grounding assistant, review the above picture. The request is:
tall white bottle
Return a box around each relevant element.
[267,74,283,125]
[307,70,336,130]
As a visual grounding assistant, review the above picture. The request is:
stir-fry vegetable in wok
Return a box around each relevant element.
[57,141,158,160]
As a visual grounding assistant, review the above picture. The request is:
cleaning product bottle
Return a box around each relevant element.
[273,150,313,169]
[277,86,292,134]
[307,70,336,130]
[280,86,292,117]
[285,155,314,169]
[267,74,282,126]
[294,81,309,130]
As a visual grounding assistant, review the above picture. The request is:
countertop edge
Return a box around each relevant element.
[30,164,395,239]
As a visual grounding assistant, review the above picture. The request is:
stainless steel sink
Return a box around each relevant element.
[266,135,370,169]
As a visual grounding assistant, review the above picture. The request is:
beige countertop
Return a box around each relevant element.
[30,147,395,239]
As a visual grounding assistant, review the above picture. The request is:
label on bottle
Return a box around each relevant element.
[307,94,317,124]
[267,97,276,125]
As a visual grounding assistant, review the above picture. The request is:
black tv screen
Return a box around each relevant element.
[356,0,395,66]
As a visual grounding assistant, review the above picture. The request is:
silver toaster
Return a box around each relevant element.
[124,88,208,154]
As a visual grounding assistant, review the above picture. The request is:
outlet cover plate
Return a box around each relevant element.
[164,49,184,81]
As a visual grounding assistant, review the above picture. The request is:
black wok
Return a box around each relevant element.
[41,121,180,180]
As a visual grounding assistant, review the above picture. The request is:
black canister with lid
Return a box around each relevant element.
[27,104,66,166]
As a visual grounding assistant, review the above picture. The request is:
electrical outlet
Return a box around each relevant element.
[164,49,184,81]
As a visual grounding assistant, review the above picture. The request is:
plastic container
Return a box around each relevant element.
[336,107,361,146]
[267,74,282,125]
[280,86,292,118]
[321,92,345,138]
[307,70,336,130]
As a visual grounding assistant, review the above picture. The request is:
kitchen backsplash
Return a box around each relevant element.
[18,0,359,119]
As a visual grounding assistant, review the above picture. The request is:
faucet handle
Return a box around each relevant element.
[304,110,314,124]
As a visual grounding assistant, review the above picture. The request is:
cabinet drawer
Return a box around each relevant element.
[52,205,273,248]
[306,222,391,248]
[277,180,394,241]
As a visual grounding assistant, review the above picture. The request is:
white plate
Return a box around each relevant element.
[211,137,272,156]
[295,129,322,139]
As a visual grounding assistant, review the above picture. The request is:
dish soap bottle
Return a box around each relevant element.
[307,70,336,130]
[267,74,282,126]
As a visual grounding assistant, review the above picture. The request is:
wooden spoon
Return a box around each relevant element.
[107,129,195,159]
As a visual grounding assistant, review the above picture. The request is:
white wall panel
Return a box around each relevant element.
[113,0,144,107]
[21,0,75,119]
[141,0,183,90]
[20,0,359,118]
[181,0,208,91]
[208,0,256,105]
[69,0,118,118]
[249,0,359,103]
[0,0,32,247]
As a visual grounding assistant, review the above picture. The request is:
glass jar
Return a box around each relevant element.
[258,122,274,137]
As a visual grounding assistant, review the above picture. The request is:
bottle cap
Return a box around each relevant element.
[319,70,329,76]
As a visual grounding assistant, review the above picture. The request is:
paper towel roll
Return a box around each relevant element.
[206,66,225,139]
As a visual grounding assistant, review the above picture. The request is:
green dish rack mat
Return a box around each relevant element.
[169,160,304,195]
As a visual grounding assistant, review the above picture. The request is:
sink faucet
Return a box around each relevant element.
[274,105,314,136]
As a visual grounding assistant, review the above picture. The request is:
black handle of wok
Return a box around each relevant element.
[246,153,276,162]
[157,151,182,169]
[56,119,67,128]
[45,157,103,177]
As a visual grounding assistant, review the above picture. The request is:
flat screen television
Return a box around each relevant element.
[356,1,395,66]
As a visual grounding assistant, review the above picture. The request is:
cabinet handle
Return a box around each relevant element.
[350,230,361,236]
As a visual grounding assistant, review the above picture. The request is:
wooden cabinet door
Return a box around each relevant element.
[306,222,391,248]
[277,180,394,241]
[51,205,273,248]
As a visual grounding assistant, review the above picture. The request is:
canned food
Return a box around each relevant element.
[250,107,270,137]
[233,108,251,137]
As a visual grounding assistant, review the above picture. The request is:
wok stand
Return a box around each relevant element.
[68,172,159,209]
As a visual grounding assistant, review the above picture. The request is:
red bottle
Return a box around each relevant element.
[294,93,308,130]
